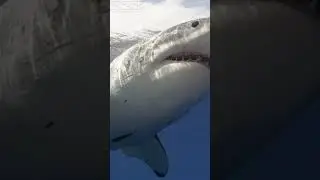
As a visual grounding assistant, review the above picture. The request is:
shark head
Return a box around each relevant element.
[110,17,210,90]
[110,18,210,177]
[143,17,210,68]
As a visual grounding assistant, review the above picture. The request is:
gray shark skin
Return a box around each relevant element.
[0,0,109,179]
[110,18,210,177]
[211,1,320,179]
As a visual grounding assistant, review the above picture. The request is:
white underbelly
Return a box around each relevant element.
[110,62,210,147]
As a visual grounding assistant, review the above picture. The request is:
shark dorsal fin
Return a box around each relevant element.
[122,135,168,177]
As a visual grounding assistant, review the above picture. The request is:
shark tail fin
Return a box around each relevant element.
[122,135,169,177]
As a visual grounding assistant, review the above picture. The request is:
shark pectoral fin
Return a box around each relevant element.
[122,135,169,177]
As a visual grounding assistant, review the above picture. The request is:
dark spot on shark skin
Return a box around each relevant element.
[112,132,133,142]
[124,100,127,103]
[191,20,199,28]
[44,121,54,129]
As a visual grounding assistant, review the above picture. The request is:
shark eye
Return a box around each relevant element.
[191,21,199,28]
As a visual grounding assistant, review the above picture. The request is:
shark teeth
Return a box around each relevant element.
[164,52,210,66]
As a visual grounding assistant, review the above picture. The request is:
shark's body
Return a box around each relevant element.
[110,18,210,177]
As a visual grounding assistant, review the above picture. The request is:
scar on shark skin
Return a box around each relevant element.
[112,132,134,143]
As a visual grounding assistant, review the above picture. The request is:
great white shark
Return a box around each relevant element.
[110,18,210,177]
[110,0,320,179]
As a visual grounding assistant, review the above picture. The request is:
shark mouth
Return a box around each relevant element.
[164,52,210,68]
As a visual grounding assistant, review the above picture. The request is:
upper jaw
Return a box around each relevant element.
[150,30,210,68]
[163,52,210,68]
[142,18,210,65]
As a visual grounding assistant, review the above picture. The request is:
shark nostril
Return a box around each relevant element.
[191,21,199,28]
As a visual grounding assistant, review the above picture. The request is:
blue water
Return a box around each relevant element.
[110,93,320,180]
[110,94,210,180]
